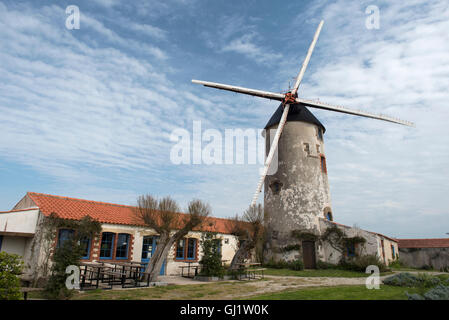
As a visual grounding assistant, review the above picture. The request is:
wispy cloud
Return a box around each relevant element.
[0,1,448,238]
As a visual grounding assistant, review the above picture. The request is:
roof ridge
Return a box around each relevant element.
[26,192,232,222]
[28,192,137,209]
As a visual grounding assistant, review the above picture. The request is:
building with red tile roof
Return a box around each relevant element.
[12,192,233,234]
[397,238,449,270]
[1,192,240,280]
[398,238,449,249]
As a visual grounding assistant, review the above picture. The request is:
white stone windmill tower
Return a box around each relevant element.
[192,21,414,266]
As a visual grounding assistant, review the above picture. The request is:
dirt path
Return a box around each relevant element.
[155,275,375,299]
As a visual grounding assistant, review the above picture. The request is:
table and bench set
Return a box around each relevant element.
[178,261,266,280]
[79,261,153,290]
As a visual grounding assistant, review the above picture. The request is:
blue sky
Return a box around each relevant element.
[0,0,448,238]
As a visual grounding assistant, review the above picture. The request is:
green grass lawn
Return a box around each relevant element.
[264,268,392,278]
[249,285,420,300]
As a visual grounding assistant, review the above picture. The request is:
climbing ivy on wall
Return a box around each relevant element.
[43,213,101,299]
[287,225,367,259]
[320,225,366,256]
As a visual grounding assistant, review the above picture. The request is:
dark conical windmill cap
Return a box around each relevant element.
[264,103,326,133]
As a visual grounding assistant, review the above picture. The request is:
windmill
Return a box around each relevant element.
[192,20,414,264]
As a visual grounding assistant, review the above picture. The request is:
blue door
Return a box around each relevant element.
[141,236,166,275]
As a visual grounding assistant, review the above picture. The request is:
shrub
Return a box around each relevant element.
[263,258,290,269]
[316,260,337,270]
[44,239,84,300]
[289,259,304,271]
[407,285,449,300]
[383,272,421,287]
[388,259,405,269]
[420,264,433,271]
[43,215,101,299]
[199,232,225,278]
[0,252,23,300]
[339,254,388,273]
[383,272,441,288]
[263,258,304,271]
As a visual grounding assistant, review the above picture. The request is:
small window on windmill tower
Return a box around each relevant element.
[320,155,327,174]
[270,181,283,194]
[317,128,323,140]
[325,211,333,221]
[303,143,310,155]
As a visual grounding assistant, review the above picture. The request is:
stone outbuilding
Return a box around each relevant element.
[397,238,449,271]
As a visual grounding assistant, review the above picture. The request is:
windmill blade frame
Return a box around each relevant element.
[251,104,291,207]
[292,20,324,95]
[192,80,285,101]
[296,98,415,127]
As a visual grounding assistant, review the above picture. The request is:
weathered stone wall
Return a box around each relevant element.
[319,219,379,264]
[399,247,449,270]
[264,120,331,262]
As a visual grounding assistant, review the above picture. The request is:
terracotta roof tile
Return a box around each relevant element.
[26,192,233,234]
[397,238,449,249]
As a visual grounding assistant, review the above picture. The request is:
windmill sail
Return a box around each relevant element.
[191,19,414,207]
[191,80,284,101]
[251,104,290,207]
[297,98,415,127]
[292,20,324,95]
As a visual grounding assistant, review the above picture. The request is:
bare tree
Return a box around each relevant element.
[227,204,264,270]
[135,195,210,282]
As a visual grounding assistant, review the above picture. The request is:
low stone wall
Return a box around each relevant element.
[399,247,449,270]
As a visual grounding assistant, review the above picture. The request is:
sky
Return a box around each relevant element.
[0,0,448,238]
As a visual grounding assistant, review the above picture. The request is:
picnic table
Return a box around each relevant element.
[236,262,265,280]
[80,262,109,289]
[79,261,153,289]
[179,261,200,278]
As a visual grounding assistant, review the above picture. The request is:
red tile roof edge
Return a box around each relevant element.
[26,192,234,234]
[397,238,449,249]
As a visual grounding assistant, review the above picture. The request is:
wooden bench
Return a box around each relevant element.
[246,268,266,280]
[20,287,42,300]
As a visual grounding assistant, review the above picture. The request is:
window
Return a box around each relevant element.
[176,239,185,259]
[325,212,333,221]
[303,143,310,155]
[176,238,197,260]
[347,243,355,257]
[141,236,154,260]
[270,181,282,194]
[187,239,197,260]
[214,239,222,255]
[0,235,3,251]
[80,236,91,259]
[100,232,115,259]
[317,128,323,140]
[57,229,74,248]
[320,155,327,174]
[391,245,395,259]
[116,233,130,259]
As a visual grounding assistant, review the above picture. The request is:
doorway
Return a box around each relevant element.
[302,241,316,269]
[141,236,166,275]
